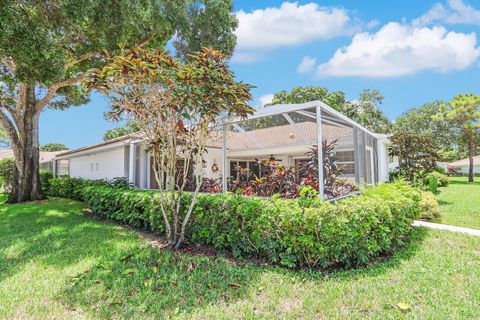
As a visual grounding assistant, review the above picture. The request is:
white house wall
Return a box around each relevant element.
[456,165,480,174]
[69,147,126,180]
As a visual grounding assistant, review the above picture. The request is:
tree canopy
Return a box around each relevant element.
[40,143,69,152]
[393,101,465,162]
[435,94,480,182]
[0,0,238,202]
[266,86,391,133]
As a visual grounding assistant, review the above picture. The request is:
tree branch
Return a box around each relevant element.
[0,107,19,147]
[65,52,99,68]
[1,57,16,72]
[35,74,85,112]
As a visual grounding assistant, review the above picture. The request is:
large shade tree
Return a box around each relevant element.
[0,0,237,203]
[435,94,480,182]
[267,86,391,133]
[88,48,253,249]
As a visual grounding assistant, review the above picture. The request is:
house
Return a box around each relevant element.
[449,156,480,174]
[53,101,391,199]
[0,149,61,171]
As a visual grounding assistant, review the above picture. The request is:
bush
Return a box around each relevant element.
[48,176,132,200]
[427,173,438,193]
[78,180,422,269]
[432,171,449,187]
[39,170,53,193]
[419,192,440,221]
[0,158,14,195]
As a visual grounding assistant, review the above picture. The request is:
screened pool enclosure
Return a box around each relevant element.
[218,100,388,200]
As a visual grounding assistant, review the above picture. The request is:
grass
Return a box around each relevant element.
[437,177,480,229]
[0,198,479,319]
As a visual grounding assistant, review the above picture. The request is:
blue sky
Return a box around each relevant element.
[40,0,480,148]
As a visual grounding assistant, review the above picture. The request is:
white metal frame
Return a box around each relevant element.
[221,100,379,198]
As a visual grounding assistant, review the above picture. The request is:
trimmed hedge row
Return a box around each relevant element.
[47,176,424,269]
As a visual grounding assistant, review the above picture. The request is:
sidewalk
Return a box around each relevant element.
[413,220,480,237]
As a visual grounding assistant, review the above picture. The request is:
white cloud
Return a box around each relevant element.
[315,22,480,78]
[259,94,274,107]
[413,0,480,26]
[297,56,317,74]
[233,2,359,63]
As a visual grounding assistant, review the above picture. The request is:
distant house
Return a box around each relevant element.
[53,101,392,199]
[0,149,61,171]
[449,156,480,174]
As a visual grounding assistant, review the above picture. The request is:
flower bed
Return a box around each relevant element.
[48,177,422,269]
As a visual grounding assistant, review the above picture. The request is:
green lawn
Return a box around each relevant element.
[1,198,479,319]
[437,177,480,229]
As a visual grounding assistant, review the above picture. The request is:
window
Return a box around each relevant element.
[229,160,259,182]
[335,150,355,175]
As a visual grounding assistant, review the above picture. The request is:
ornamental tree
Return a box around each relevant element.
[389,131,439,182]
[0,0,238,203]
[87,48,253,249]
[435,94,480,182]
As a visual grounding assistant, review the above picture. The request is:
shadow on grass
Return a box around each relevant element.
[0,198,429,319]
[448,179,480,186]
[437,199,453,206]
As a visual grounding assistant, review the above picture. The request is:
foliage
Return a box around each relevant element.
[435,94,480,182]
[87,47,253,249]
[303,141,357,198]
[74,180,422,269]
[393,101,464,162]
[39,170,53,192]
[0,0,239,203]
[0,157,14,196]
[389,131,439,184]
[431,171,449,187]
[427,173,438,194]
[266,87,391,134]
[172,0,238,58]
[48,176,131,200]
[419,191,440,221]
[228,159,298,198]
[103,121,142,141]
[40,143,69,152]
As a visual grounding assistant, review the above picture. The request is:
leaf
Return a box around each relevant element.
[152,266,158,273]
[104,269,112,273]
[396,302,411,311]
[229,283,241,288]
[123,268,136,275]
[120,253,133,262]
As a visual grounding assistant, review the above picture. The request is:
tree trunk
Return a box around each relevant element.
[8,86,45,203]
[468,145,474,183]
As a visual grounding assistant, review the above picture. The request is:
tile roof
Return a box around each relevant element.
[450,155,480,166]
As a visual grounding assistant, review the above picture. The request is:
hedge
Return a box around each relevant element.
[47,177,423,269]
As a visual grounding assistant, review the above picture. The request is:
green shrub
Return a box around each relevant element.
[419,191,440,221]
[39,170,53,193]
[78,181,422,269]
[427,173,438,193]
[48,176,131,200]
[432,171,449,187]
[0,158,14,196]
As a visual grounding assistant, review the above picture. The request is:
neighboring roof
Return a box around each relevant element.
[450,156,480,167]
[55,132,145,158]
[0,149,62,163]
